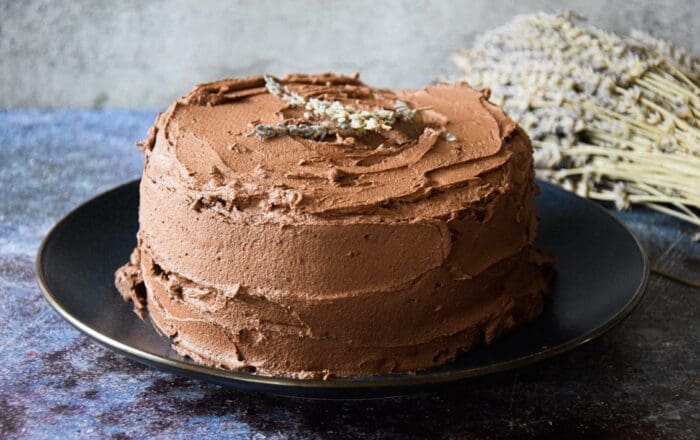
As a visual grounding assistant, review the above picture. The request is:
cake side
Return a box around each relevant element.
[117,73,553,378]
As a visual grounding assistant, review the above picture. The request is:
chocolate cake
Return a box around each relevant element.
[116,73,553,379]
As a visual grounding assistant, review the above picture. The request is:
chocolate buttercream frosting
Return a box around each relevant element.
[116,73,553,379]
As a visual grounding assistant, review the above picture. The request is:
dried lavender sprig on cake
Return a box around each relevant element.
[251,122,337,141]
[453,12,700,226]
[252,75,423,139]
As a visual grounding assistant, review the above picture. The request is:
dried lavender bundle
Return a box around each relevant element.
[453,12,700,226]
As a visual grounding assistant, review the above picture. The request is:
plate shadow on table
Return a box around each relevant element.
[93,329,661,440]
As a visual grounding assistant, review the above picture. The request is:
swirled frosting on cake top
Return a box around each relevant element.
[117,73,552,378]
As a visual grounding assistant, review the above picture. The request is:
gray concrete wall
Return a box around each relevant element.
[2,0,697,109]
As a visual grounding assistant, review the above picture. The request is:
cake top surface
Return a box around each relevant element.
[142,73,529,221]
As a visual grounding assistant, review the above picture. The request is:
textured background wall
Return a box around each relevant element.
[2,0,698,109]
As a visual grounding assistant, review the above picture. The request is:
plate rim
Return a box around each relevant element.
[36,179,649,390]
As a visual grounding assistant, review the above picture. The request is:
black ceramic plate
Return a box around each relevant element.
[37,180,648,398]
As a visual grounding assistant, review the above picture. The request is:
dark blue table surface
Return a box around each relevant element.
[0,110,698,439]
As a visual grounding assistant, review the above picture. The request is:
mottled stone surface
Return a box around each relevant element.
[0,110,698,439]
